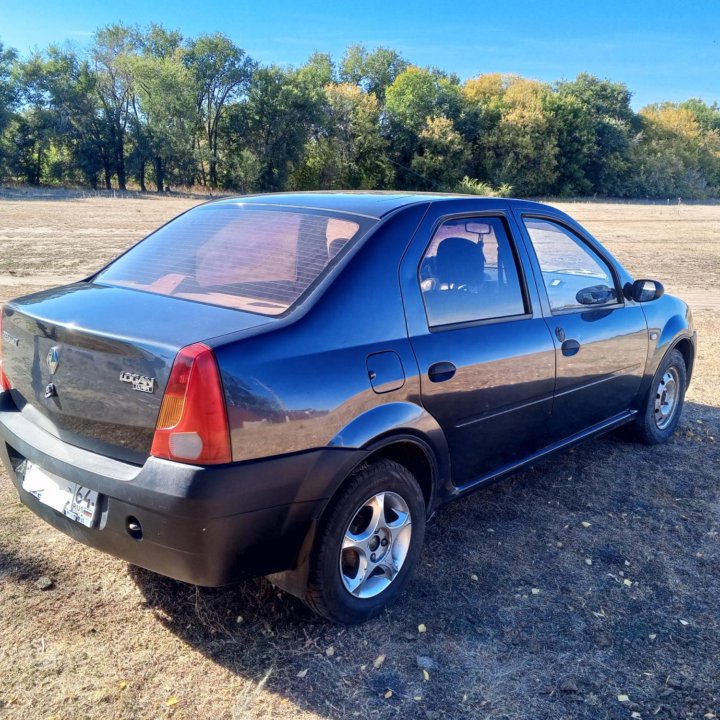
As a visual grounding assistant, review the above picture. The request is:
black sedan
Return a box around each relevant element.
[0,193,696,623]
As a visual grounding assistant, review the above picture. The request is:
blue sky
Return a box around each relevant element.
[2,0,718,108]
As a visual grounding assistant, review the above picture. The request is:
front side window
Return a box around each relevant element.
[419,216,527,327]
[95,204,371,315]
[523,218,619,312]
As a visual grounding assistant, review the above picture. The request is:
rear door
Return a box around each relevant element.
[514,211,648,439]
[400,199,556,488]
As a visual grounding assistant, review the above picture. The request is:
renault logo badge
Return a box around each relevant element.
[46,347,60,375]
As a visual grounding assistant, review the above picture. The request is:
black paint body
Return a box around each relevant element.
[0,194,697,585]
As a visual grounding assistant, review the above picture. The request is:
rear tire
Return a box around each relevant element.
[305,458,426,624]
[631,348,687,444]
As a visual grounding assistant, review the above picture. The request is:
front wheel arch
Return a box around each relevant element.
[630,347,688,444]
[672,336,695,386]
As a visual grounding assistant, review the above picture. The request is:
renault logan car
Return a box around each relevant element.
[0,193,696,624]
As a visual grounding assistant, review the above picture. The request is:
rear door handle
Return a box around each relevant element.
[561,339,581,357]
[428,361,456,383]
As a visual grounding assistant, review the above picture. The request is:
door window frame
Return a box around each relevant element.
[417,211,534,332]
[520,213,625,317]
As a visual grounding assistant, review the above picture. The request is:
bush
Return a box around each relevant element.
[454,176,513,197]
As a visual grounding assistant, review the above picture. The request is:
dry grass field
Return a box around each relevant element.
[0,189,718,720]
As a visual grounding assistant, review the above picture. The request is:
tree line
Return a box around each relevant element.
[1,24,719,198]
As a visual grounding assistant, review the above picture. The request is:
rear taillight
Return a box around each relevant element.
[151,343,231,465]
[0,307,10,392]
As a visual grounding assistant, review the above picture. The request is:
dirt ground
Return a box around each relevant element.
[0,190,718,720]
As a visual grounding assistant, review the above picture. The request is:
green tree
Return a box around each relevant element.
[0,42,19,174]
[410,116,468,189]
[15,48,112,187]
[183,33,255,188]
[4,28,720,199]
[633,103,720,198]
[297,52,335,88]
[4,110,54,184]
[457,73,505,187]
[129,29,198,191]
[294,82,390,189]
[545,91,594,195]
[385,66,462,132]
[226,65,323,191]
[385,66,463,187]
[143,24,183,60]
[494,78,557,195]
[462,74,557,195]
[555,73,636,195]
[90,24,144,190]
[339,44,408,100]
[679,98,720,189]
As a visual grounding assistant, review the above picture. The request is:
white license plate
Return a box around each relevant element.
[21,463,99,528]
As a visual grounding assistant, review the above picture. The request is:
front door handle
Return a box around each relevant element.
[561,339,581,357]
[428,361,456,383]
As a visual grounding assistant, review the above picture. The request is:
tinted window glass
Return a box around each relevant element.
[96,205,370,315]
[523,218,618,312]
[419,216,527,327]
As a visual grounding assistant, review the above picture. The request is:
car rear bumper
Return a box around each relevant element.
[0,394,364,586]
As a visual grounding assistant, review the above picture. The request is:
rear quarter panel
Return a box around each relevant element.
[211,204,446,472]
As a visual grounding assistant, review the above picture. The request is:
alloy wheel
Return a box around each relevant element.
[339,491,412,599]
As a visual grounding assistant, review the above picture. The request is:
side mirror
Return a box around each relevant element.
[624,279,665,303]
[576,284,616,306]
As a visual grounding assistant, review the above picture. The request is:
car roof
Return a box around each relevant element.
[210,191,549,220]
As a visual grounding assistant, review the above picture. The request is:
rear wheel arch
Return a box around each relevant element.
[360,435,437,515]
[266,434,440,603]
[321,433,440,521]
[326,402,451,514]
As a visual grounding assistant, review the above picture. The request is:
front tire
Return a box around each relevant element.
[632,348,687,444]
[305,459,426,624]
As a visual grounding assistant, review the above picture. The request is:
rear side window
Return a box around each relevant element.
[419,216,527,327]
[95,205,372,315]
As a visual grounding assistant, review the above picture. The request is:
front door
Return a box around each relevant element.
[516,214,648,440]
[400,201,556,488]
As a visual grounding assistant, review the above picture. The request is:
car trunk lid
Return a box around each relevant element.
[2,282,274,464]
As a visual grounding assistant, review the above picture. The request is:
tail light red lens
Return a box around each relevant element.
[0,307,10,392]
[151,343,231,465]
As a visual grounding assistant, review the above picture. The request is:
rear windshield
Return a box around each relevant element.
[95,204,374,315]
